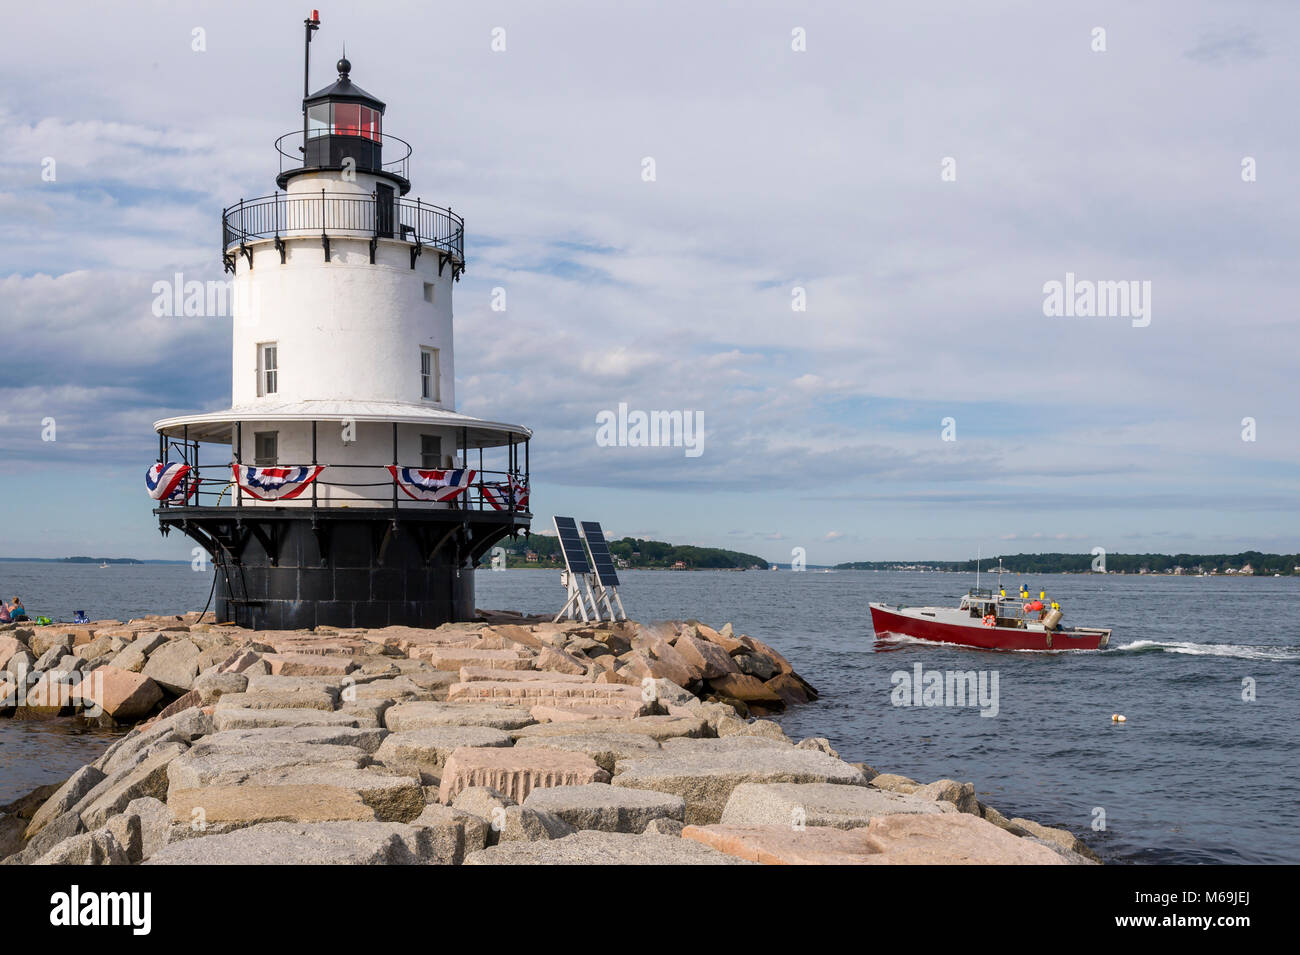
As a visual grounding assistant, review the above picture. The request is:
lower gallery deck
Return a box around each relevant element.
[159,505,529,630]
[152,403,532,629]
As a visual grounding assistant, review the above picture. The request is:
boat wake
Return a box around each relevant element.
[872,631,1092,654]
[1113,640,1300,662]
[872,632,932,651]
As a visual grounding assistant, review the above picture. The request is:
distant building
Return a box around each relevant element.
[1240,563,1254,575]
[672,560,686,570]
[525,551,538,563]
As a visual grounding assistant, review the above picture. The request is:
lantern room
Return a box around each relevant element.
[281,56,402,190]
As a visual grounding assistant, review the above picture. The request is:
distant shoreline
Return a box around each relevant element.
[836,551,1299,577]
[0,557,1294,577]
[0,558,188,565]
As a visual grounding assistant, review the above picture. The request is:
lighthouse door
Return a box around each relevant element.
[376,183,395,238]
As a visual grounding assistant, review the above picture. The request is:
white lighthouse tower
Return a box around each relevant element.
[151,16,532,629]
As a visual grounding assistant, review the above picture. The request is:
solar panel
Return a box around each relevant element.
[580,520,620,588]
[553,516,591,575]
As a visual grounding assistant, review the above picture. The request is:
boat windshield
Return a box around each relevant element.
[960,592,1000,616]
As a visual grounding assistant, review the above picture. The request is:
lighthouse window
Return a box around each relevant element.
[258,343,278,396]
[421,435,442,470]
[306,103,330,140]
[333,103,381,142]
[254,432,278,467]
[423,282,435,303]
[420,347,440,400]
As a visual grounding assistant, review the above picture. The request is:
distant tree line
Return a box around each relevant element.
[497,535,768,570]
[835,552,1300,575]
[62,557,144,565]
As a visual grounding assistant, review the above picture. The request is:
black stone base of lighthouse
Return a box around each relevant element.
[157,507,527,630]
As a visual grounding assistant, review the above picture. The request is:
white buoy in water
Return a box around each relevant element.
[1111,713,1127,723]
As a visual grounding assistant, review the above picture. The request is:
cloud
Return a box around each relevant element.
[1184,31,1265,65]
[0,1,1296,559]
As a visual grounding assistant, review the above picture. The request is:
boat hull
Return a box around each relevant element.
[869,603,1109,651]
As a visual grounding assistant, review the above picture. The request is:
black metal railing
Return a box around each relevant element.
[157,462,528,514]
[156,427,530,516]
[275,129,413,182]
[154,428,528,515]
[222,191,464,262]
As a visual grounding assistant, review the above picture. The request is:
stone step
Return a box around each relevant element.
[463,830,754,865]
[423,648,534,671]
[375,726,514,777]
[212,707,376,733]
[167,784,376,835]
[683,815,1068,865]
[719,782,951,829]
[438,746,610,804]
[259,653,359,677]
[457,667,583,684]
[531,702,650,722]
[143,820,458,865]
[383,701,536,732]
[510,715,707,742]
[447,681,643,703]
[612,746,869,826]
[512,732,663,774]
[523,783,685,834]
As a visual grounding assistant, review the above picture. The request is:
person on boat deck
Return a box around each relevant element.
[8,598,27,622]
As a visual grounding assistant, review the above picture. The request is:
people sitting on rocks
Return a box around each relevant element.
[7,597,28,622]
[0,602,9,623]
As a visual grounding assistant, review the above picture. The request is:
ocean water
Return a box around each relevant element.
[1,561,1295,864]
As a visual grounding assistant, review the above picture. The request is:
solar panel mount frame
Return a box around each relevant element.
[579,520,627,621]
[552,516,599,621]
[580,521,620,588]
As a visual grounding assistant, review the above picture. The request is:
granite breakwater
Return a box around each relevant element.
[0,613,1099,864]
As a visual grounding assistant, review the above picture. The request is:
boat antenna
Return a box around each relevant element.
[976,546,981,591]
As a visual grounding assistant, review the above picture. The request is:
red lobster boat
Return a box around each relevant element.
[869,588,1111,651]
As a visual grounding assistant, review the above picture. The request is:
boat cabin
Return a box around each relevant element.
[959,589,1004,618]
[960,587,1057,630]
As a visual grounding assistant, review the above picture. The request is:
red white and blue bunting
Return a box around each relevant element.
[481,476,530,511]
[232,465,325,501]
[387,466,476,502]
[145,462,200,502]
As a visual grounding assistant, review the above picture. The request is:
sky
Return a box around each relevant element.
[0,0,1296,564]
